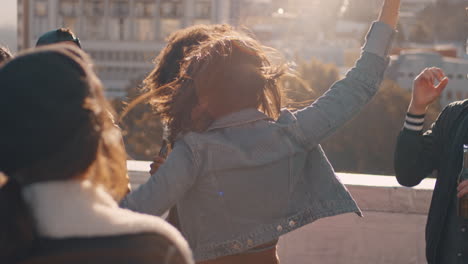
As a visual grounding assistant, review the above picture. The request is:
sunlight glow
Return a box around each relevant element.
[340,0,349,16]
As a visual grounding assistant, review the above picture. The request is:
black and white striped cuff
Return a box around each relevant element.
[404,113,425,131]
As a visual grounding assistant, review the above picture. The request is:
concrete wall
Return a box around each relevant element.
[127,161,435,264]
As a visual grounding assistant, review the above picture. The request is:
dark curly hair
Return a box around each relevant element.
[123,24,288,145]
[160,35,287,143]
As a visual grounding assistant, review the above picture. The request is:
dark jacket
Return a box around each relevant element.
[394,100,468,263]
[18,233,188,264]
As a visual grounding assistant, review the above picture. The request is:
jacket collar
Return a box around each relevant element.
[22,179,185,242]
[207,108,271,131]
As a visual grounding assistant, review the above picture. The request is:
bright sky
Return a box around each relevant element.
[0,0,17,28]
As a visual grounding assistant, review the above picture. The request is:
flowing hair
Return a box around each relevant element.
[123,26,289,144]
[154,34,288,143]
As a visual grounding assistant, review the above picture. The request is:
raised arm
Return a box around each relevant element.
[394,68,449,186]
[289,0,400,147]
[378,0,401,29]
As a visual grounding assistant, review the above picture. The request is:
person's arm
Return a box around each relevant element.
[394,68,449,186]
[377,0,401,29]
[120,140,198,216]
[290,0,399,147]
[394,116,442,186]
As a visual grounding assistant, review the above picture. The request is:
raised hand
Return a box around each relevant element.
[378,0,401,29]
[408,67,449,115]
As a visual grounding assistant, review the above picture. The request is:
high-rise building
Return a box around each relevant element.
[18,0,231,97]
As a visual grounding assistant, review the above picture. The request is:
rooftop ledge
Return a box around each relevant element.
[127,160,436,190]
[127,160,435,215]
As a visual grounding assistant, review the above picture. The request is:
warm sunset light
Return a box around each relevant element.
[1,1,467,264]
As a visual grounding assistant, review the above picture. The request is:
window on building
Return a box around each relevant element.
[60,0,79,16]
[84,0,105,16]
[135,1,155,17]
[195,0,211,19]
[160,19,182,39]
[135,1,156,41]
[159,0,183,39]
[83,0,106,40]
[109,0,132,41]
[160,0,183,18]
[35,0,48,17]
[194,0,211,24]
[457,74,464,80]
[33,0,50,41]
[448,74,454,79]
[59,0,80,33]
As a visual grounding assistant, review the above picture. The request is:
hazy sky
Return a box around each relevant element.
[0,0,17,28]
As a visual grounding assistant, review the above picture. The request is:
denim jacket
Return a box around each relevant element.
[121,22,394,261]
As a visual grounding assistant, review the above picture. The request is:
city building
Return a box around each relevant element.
[388,51,468,106]
[18,0,232,97]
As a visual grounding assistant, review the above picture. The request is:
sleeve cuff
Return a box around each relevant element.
[362,21,396,58]
[403,112,425,131]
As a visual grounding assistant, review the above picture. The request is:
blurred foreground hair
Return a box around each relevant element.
[0,44,127,262]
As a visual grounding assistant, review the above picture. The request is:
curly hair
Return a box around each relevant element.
[123,25,288,145]
[123,24,236,144]
[155,34,288,143]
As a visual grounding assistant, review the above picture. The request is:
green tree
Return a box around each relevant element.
[409,23,432,43]
[321,80,439,174]
[283,58,440,175]
[415,2,467,43]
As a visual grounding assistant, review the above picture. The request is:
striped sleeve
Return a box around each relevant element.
[403,112,425,131]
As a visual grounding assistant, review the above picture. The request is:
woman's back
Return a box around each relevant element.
[121,2,400,260]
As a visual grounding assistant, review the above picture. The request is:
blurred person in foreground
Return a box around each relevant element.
[0,44,193,264]
[121,0,400,263]
[36,27,132,192]
[0,45,13,64]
